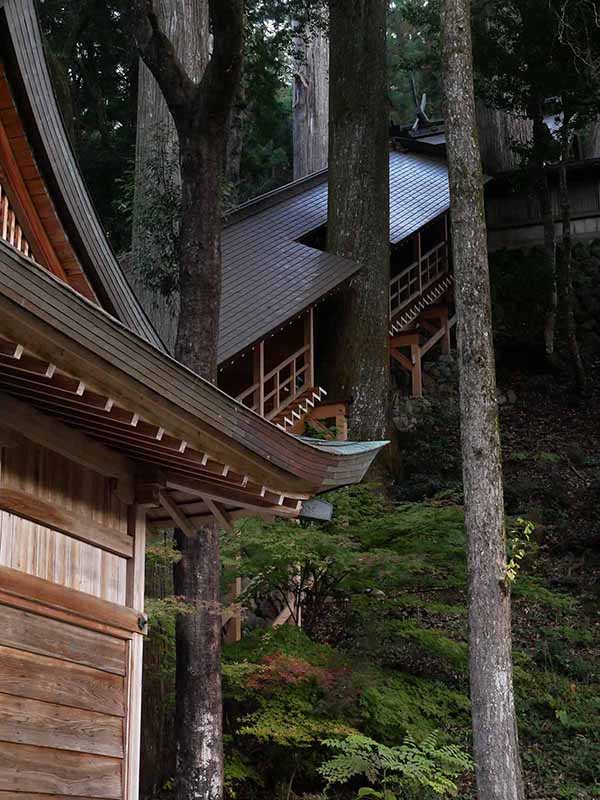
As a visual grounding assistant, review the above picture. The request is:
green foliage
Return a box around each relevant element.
[319,732,472,798]
[358,674,470,743]
[474,0,600,160]
[505,518,535,584]
[38,0,138,251]
[388,0,443,125]
[224,752,264,798]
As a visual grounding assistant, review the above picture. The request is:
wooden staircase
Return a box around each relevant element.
[271,386,328,431]
[390,274,454,336]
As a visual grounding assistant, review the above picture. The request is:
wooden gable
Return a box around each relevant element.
[0,60,98,302]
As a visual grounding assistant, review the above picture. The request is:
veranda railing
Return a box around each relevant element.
[237,343,312,420]
[0,182,33,259]
[389,240,449,319]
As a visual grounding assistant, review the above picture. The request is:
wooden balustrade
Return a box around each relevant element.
[0,182,33,259]
[389,240,449,319]
[236,345,311,418]
[263,344,310,420]
[236,311,315,422]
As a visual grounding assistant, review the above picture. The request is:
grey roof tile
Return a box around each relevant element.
[219,151,449,362]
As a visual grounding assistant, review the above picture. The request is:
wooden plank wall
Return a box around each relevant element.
[0,434,145,799]
[0,601,128,798]
[0,439,128,603]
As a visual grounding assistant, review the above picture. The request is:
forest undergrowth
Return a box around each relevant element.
[217,363,600,800]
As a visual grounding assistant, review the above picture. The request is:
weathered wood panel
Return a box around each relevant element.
[0,646,125,716]
[0,439,128,604]
[0,603,126,674]
[0,741,122,798]
[0,438,129,534]
[0,566,140,637]
[0,488,134,556]
[0,794,95,799]
[0,693,124,757]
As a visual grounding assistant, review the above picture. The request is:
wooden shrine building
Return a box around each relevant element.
[211,143,454,435]
[0,2,386,797]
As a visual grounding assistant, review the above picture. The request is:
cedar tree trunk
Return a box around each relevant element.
[558,119,585,391]
[441,2,525,799]
[132,0,208,352]
[136,3,244,799]
[326,0,390,442]
[475,102,532,174]
[531,99,558,360]
[580,116,600,158]
[293,23,329,179]
[225,80,246,205]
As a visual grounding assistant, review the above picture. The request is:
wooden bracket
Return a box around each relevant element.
[202,496,234,532]
[157,489,198,539]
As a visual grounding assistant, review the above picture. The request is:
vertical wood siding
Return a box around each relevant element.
[0,440,128,603]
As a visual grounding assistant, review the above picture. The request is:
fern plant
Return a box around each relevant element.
[319,732,472,798]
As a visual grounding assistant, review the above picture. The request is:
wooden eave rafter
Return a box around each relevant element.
[0,334,309,524]
[0,60,98,302]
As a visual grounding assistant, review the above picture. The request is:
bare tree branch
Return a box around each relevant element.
[135,0,197,126]
[191,0,244,121]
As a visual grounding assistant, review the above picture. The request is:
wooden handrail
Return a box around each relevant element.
[263,344,310,383]
[237,381,259,405]
[390,241,448,318]
[236,345,311,419]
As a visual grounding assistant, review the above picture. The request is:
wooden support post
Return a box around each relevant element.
[253,341,265,417]
[417,230,422,294]
[411,343,423,398]
[441,306,451,354]
[125,505,146,800]
[304,308,315,387]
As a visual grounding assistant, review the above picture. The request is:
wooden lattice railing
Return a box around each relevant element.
[0,182,33,259]
[389,241,448,320]
[237,344,312,420]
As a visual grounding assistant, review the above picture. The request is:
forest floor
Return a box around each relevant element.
[222,359,600,800]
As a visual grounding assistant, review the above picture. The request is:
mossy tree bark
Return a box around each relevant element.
[441,2,525,799]
[326,0,390,442]
[136,3,244,799]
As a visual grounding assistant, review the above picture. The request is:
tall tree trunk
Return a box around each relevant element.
[140,544,176,798]
[530,99,558,361]
[441,3,525,799]
[225,80,246,205]
[558,120,586,392]
[131,0,209,353]
[135,5,210,796]
[475,102,532,174]
[579,117,600,158]
[137,4,244,800]
[326,0,389,442]
[293,24,329,179]
[174,524,223,800]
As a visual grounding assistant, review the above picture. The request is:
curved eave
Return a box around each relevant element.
[0,242,387,496]
[0,0,163,351]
